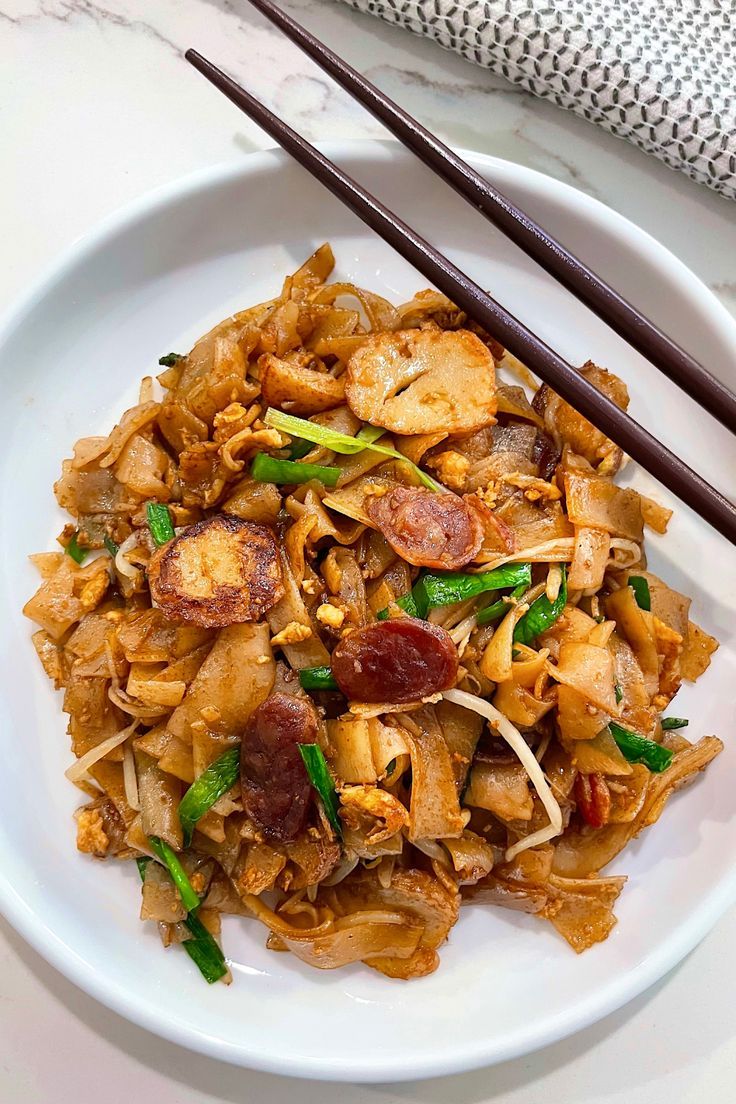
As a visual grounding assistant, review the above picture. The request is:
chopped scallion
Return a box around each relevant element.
[182,913,229,984]
[298,665,339,691]
[286,437,314,460]
[251,451,340,487]
[146,502,175,547]
[65,530,89,565]
[514,566,567,645]
[609,721,673,773]
[628,575,651,611]
[264,408,442,492]
[614,682,623,704]
[178,747,240,847]
[476,582,529,626]
[148,836,200,912]
[661,717,689,731]
[298,743,342,837]
[376,591,420,621]
[158,353,183,367]
[136,856,151,882]
[103,534,119,558]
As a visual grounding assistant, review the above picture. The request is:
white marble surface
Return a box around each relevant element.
[1,1,736,1100]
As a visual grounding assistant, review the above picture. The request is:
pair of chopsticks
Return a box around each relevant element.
[184,4,736,546]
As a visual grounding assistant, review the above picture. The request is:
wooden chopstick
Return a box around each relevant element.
[184,49,736,546]
[245,0,736,437]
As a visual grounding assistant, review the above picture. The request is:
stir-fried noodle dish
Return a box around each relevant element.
[25,245,721,983]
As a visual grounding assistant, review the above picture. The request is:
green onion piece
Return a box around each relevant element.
[148,836,200,912]
[628,575,651,611]
[298,665,339,691]
[614,682,623,704]
[514,566,567,646]
[146,502,175,547]
[476,583,529,626]
[419,562,532,610]
[136,856,151,882]
[298,743,342,837]
[179,747,240,847]
[251,451,340,488]
[65,531,89,565]
[182,913,228,984]
[609,721,673,773]
[286,437,314,460]
[264,408,442,492]
[661,717,689,730]
[158,353,183,367]
[384,757,397,776]
[103,534,119,558]
[376,591,420,621]
[356,424,386,445]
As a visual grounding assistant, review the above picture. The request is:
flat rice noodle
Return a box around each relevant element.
[135,749,183,849]
[555,683,610,742]
[443,831,495,885]
[260,353,346,415]
[464,846,554,914]
[88,759,136,827]
[605,587,659,698]
[553,736,722,877]
[493,679,556,728]
[202,872,253,916]
[544,873,626,953]
[564,471,643,541]
[538,605,598,661]
[55,460,134,517]
[550,641,618,713]
[115,608,213,664]
[480,601,529,683]
[282,832,342,892]
[394,431,448,466]
[267,551,330,669]
[330,867,459,979]
[285,513,316,585]
[32,630,66,688]
[539,362,629,467]
[285,486,365,546]
[303,306,360,348]
[335,445,390,488]
[157,401,209,455]
[321,547,368,626]
[311,281,401,333]
[495,385,545,428]
[568,526,610,590]
[366,560,413,616]
[327,716,382,783]
[63,671,124,757]
[679,620,719,681]
[639,493,673,534]
[222,476,282,525]
[134,723,194,784]
[607,764,650,822]
[189,338,259,424]
[126,662,186,708]
[356,529,397,580]
[23,557,103,641]
[322,463,412,528]
[233,841,287,897]
[627,570,689,639]
[566,727,632,776]
[494,497,574,552]
[166,623,275,743]
[542,743,579,800]
[287,242,336,292]
[402,707,464,841]
[465,761,534,821]
[192,816,244,875]
[607,630,655,733]
[141,860,187,922]
[435,699,483,793]
[114,434,169,499]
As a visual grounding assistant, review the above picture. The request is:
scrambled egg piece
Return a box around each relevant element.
[76,808,109,855]
[270,621,313,647]
[428,450,470,492]
[315,603,345,629]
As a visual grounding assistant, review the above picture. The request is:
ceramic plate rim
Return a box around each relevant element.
[1,141,735,1082]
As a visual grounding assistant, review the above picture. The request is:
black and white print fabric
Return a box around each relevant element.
[341,0,736,200]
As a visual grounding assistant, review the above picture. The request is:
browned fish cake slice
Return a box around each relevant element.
[148,513,284,628]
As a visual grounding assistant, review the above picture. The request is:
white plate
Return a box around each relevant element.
[0,142,734,1083]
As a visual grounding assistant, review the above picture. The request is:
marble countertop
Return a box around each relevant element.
[1,1,735,1101]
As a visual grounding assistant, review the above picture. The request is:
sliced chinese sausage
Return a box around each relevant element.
[345,328,496,435]
[148,513,283,628]
[366,486,483,570]
[331,620,459,703]
[240,693,318,843]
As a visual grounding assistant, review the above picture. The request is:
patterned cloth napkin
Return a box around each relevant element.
[340,0,736,201]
